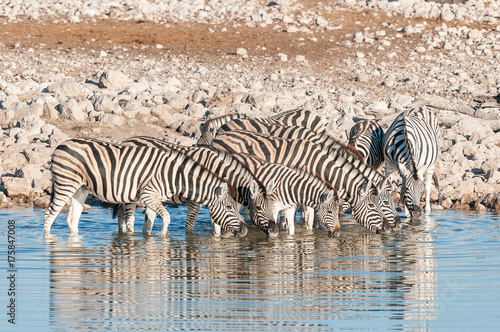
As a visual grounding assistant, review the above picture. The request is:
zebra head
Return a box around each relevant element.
[399,163,424,219]
[316,189,342,237]
[208,182,248,237]
[248,180,279,238]
[351,181,391,234]
[377,179,402,230]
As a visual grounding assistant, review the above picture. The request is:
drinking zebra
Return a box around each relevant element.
[117,136,278,237]
[348,120,385,169]
[211,130,391,233]
[214,118,400,229]
[383,107,440,218]
[198,108,324,145]
[231,152,342,236]
[43,138,247,237]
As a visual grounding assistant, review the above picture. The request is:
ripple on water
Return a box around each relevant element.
[2,208,500,331]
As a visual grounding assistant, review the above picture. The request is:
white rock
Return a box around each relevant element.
[315,16,328,28]
[295,55,306,63]
[46,80,85,101]
[98,70,132,91]
[57,98,85,122]
[1,176,32,198]
[236,48,248,59]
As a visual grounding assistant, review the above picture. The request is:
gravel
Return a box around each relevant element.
[0,0,499,212]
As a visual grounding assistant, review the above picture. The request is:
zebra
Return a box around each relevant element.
[116,136,279,237]
[211,130,391,234]
[198,108,324,145]
[231,152,342,236]
[348,120,385,169]
[43,138,247,237]
[213,118,401,230]
[383,107,440,219]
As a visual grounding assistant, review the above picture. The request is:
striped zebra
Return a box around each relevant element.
[348,120,385,169]
[198,108,324,145]
[43,138,247,237]
[211,130,391,233]
[383,107,440,218]
[231,152,342,236]
[117,136,278,237]
[213,118,401,229]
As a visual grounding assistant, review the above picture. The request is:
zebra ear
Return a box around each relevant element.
[321,189,337,203]
[249,180,260,197]
[215,182,228,197]
[265,178,277,195]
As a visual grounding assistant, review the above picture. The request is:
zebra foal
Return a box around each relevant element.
[43,138,247,237]
[231,153,341,236]
[383,107,440,218]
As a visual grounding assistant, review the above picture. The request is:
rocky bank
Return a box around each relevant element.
[0,0,499,213]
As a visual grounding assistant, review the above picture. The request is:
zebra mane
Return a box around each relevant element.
[205,147,268,194]
[267,108,304,119]
[292,165,336,192]
[200,113,248,132]
[316,131,387,183]
[402,116,420,180]
[123,136,237,198]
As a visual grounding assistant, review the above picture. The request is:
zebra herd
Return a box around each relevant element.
[43,107,440,237]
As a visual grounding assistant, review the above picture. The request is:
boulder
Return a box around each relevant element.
[98,70,132,91]
[46,80,85,101]
[57,98,86,122]
[1,176,32,198]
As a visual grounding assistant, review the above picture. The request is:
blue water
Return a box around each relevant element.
[1,206,500,331]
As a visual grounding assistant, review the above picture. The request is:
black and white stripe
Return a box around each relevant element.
[383,107,440,218]
[215,119,401,229]
[198,108,324,145]
[348,120,385,169]
[44,138,247,236]
[231,152,341,236]
[119,136,278,237]
[212,130,391,233]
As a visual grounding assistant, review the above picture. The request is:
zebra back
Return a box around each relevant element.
[348,120,385,169]
[260,109,325,134]
[198,113,248,145]
[212,130,384,205]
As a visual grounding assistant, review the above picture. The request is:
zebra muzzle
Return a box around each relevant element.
[409,205,422,219]
[267,222,280,238]
[232,221,248,237]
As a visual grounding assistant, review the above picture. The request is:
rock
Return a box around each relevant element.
[98,70,132,91]
[46,80,85,101]
[91,95,121,114]
[1,176,32,198]
[235,48,248,59]
[33,196,51,209]
[57,98,86,122]
[315,16,328,28]
[295,55,306,63]
[440,6,454,22]
[246,92,276,112]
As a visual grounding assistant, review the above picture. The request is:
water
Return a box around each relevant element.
[1,206,500,331]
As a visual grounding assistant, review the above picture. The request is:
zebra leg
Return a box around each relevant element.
[212,221,222,237]
[44,183,81,234]
[116,204,127,233]
[66,186,89,233]
[186,201,202,233]
[304,206,315,230]
[123,203,136,232]
[282,207,296,235]
[142,207,157,236]
[424,169,433,215]
[140,192,171,236]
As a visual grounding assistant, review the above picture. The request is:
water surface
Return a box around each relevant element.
[1,206,499,331]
